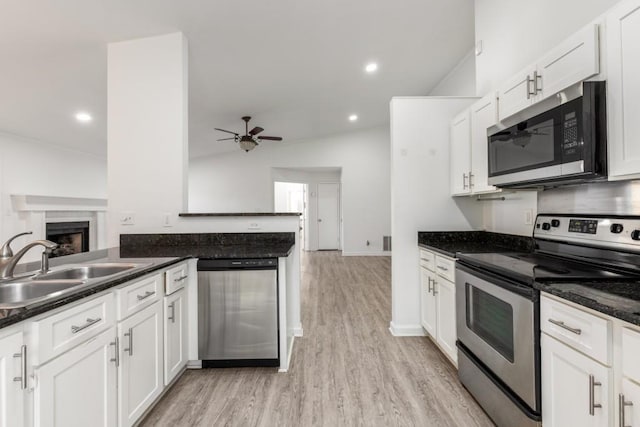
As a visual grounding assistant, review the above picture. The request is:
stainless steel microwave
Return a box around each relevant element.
[488,81,607,188]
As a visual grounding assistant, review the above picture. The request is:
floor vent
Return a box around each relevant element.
[383,236,392,251]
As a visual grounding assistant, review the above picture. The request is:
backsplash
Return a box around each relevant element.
[538,180,640,215]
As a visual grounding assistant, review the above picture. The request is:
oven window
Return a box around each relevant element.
[466,283,514,362]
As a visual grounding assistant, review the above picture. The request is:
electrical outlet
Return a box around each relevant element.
[248,222,261,230]
[524,209,533,225]
[162,212,173,227]
[120,212,135,225]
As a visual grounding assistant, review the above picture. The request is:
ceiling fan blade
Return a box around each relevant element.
[249,126,264,136]
[258,136,283,141]
[214,128,239,136]
[217,137,236,141]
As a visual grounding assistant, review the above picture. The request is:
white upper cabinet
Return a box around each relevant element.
[470,94,499,194]
[450,110,472,195]
[607,0,640,179]
[498,24,600,122]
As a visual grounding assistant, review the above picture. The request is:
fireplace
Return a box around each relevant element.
[46,221,90,258]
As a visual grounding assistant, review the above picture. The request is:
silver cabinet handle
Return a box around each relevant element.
[469,172,474,188]
[13,345,27,390]
[427,277,434,294]
[136,290,155,301]
[462,173,468,190]
[619,393,633,427]
[437,265,449,272]
[432,280,438,295]
[124,328,133,356]
[548,318,582,335]
[534,70,542,93]
[526,74,535,99]
[110,337,120,367]
[589,374,602,415]
[71,317,101,334]
[168,302,176,323]
[174,275,188,282]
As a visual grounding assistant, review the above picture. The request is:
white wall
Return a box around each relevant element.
[0,131,107,258]
[189,126,390,255]
[428,50,477,96]
[474,0,619,96]
[390,97,483,336]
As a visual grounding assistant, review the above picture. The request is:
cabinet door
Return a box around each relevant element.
[536,24,599,101]
[34,328,117,427]
[118,302,163,427]
[470,94,499,194]
[420,268,437,337]
[542,334,610,427]
[164,290,187,385]
[0,331,24,427]
[498,65,535,121]
[435,278,457,365]
[607,0,640,179]
[450,110,472,195]
[620,378,640,427]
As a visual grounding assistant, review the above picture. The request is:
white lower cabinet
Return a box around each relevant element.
[118,301,163,427]
[541,333,610,426]
[435,278,456,363]
[34,327,118,427]
[0,329,25,427]
[620,379,640,427]
[164,289,187,385]
[420,268,437,338]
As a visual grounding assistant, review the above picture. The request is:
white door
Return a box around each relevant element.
[450,110,472,195]
[470,94,498,194]
[164,289,187,386]
[607,0,640,179]
[0,331,25,427]
[541,334,610,427]
[317,183,340,250]
[435,278,457,365]
[420,269,437,338]
[34,328,117,427]
[119,302,163,427]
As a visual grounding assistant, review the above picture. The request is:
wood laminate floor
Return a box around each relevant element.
[141,251,494,427]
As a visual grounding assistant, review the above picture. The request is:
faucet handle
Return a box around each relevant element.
[0,232,33,258]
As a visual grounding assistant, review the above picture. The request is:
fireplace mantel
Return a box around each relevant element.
[11,195,107,212]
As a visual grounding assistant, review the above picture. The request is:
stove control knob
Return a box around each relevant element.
[542,222,551,231]
[551,219,560,228]
[610,223,624,234]
[632,230,640,241]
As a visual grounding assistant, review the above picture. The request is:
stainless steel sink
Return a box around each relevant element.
[36,263,143,281]
[0,279,85,309]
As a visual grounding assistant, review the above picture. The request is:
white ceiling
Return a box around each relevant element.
[0,0,474,158]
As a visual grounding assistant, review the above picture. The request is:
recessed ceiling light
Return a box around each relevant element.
[349,114,358,122]
[365,62,378,73]
[75,112,92,123]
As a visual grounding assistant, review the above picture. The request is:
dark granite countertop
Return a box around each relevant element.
[417,231,534,258]
[120,232,296,258]
[0,248,186,329]
[179,212,301,217]
[535,281,640,327]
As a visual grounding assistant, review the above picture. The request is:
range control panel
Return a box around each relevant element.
[534,215,640,250]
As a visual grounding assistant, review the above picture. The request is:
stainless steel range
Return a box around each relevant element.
[455,214,640,427]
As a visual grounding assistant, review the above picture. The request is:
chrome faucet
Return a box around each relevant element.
[0,232,58,279]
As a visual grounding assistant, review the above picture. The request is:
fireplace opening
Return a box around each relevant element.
[46,221,90,258]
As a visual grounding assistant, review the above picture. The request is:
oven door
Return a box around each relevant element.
[456,264,539,411]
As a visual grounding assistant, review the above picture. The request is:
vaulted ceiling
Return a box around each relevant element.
[0,0,474,158]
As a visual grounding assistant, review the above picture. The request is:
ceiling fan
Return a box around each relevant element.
[215,116,283,152]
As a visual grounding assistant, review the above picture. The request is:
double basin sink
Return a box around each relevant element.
[0,262,150,310]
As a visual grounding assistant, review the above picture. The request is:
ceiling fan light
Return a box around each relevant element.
[239,138,257,152]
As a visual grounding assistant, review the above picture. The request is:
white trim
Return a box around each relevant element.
[389,321,426,337]
[279,335,296,373]
[292,324,303,337]
[342,251,391,257]
[11,194,107,212]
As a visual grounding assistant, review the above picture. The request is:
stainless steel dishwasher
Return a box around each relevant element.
[197,258,279,367]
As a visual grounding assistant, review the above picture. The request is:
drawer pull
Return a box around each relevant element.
[589,374,602,415]
[168,302,176,323]
[437,265,449,272]
[619,393,633,427]
[548,318,582,335]
[12,345,27,390]
[71,317,102,334]
[174,275,188,282]
[136,290,156,301]
[110,337,120,367]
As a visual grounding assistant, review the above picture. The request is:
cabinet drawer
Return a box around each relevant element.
[622,327,640,383]
[541,295,611,365]
[115,274,161,320]
[419,249,435,272]
[32,293,115,364]
[435,255,455,282]
[164,262,189,295]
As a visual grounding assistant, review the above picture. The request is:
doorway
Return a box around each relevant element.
[274,182,306,250]
[317,183,340,250]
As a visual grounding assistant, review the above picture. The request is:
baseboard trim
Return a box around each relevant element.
[389,321,426,337]
[292,325,303,337]
[342,251,391,257]
[279,335,296,373]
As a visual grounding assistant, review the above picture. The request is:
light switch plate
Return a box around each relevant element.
[120,212,135,225]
